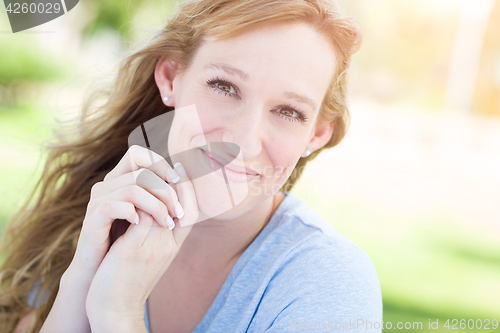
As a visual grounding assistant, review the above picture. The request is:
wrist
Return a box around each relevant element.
[89,315,147,333]
[39,270,92,333]
[60,261,94,291]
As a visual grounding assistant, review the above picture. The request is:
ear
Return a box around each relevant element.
[154,56,180,106]
[303,119,334,157]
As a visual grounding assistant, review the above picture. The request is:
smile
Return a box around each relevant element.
[200,148,260,183]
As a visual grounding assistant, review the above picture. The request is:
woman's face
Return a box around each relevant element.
[159,22,336,222]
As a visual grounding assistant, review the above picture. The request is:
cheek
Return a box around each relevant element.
[169,97,226,153]
[186,95,229,139]
[168,104,206,155]
[266,134,305,180]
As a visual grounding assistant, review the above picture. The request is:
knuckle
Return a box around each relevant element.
[128,145,142,163]
[129,144,143,154]
[125,185,142,200]
[98,201,113,215]
[90,181,103,197]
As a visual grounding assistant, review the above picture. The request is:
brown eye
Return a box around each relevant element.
[206,77,308,123]
[206,78,238,96]
[278,107,298,119]
[216,82,231,92]
[216,82,237,95]
[275,104,308,123]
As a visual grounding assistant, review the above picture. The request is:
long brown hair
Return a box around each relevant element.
[0,0,361,331]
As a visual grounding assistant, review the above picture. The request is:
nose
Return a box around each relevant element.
[221,105,264,161]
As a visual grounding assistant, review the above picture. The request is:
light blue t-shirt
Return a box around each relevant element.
[145,191,382,332]
[29,191,383,332]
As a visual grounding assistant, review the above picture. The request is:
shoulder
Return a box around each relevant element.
[268,192,380,281]
[255,192,382,330]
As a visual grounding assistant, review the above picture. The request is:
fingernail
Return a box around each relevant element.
[175,201,184,219]
[135,213,140,225]
[167,167,180,183]
[174,162,186,177]
[166,215,175,229]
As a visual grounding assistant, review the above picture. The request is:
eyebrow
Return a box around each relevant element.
[203,62,318,111]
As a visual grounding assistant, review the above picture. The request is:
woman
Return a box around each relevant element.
[0,0,382,332]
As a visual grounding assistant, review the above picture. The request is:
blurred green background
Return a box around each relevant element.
[1,0,499,331]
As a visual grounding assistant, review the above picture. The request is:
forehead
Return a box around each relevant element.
[188,22,336,108]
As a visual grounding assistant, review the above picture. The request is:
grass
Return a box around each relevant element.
[292,178,500,332]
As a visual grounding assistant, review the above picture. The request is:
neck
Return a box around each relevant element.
[174,192,286,273]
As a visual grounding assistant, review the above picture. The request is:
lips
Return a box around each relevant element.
[202,149,260,176]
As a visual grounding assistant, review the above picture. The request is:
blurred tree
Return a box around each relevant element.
[346,0,458,109]
[81,0,152,39]
[0,37,66,106]
[473,0,500,117]
[0,40,63,85]
[444,0,495,114]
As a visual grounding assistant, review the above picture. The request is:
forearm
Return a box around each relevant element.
[39,266,92,333]
[90,317,149,333]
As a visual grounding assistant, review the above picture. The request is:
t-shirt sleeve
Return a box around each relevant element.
[26,279,50,309]
[261,236,383,333]
[27,280,40,308]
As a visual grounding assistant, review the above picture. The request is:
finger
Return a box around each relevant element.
[85,201,139,232]
[79,201,139,258]
[133,168,181,219]
[171,162,197,244]
[104,145,180,184]
[141,210,175,253]
[122,208,158,249]
[108,185,172,229]
[91,168,181,219]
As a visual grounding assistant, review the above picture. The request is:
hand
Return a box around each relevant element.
[43,145,193,333]
[85,207,193,331]
[80,147,198,331]
[60,145,195,326]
